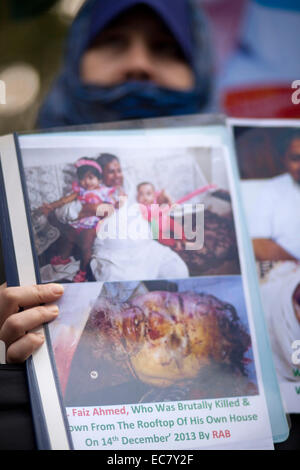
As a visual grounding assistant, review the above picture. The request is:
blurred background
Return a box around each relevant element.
[0,0,300,136]
[0,0,84,135]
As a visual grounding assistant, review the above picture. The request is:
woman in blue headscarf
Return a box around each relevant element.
[37,0,213,128]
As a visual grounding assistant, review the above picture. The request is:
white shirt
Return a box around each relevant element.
[90,179,189,282]
[250,173,300,260]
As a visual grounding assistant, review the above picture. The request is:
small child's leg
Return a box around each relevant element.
[78,228,97,273]
[48,212,76,263]
[59,228,77,261]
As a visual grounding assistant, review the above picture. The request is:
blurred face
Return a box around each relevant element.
[285,138,300,184]
[80,170,101,190]
[80,5,195,91]
[137,183,156,205]
[103,159,124,187]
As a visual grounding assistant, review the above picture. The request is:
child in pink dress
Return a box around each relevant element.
[41,157,118,282]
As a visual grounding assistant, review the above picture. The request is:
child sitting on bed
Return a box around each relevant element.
[136,182,185,250]
[40,157,119,282]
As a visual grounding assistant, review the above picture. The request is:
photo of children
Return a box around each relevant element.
[37,157,122,282]
[48,277,258,408]
[23,143,241,284]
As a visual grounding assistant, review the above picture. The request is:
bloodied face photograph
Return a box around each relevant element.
[21,137,241,284]
[49,277,258,408]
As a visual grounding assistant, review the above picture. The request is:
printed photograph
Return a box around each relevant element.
[234,125,300,263]
[234,124,300,394]
[22,142,241,284]
[48,277,258,407]
[258,261,300,385]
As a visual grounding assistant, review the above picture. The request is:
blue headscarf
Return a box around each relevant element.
[37,0,213,128]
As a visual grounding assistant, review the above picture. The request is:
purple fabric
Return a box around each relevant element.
[87,0,194,63]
